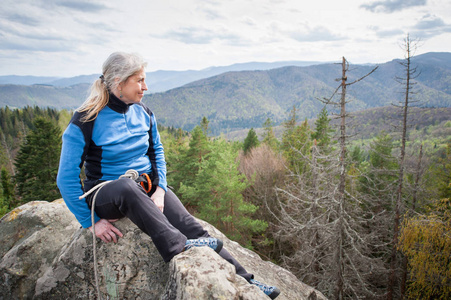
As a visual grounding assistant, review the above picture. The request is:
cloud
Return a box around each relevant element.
[368,26,405,38]
[73,16,120,34]
[194,0,224,19]
[241,16,257,27]
[0,38,75,52]
[160,27,218,44]
[156,26,247,45]
[287,24,346,42]
[376,28,405,38]
[199,7,224,20]
[0,0,117,55]
[50,0,109,13]
[4,13,41,26]
[410,14,451,38]
[360,0,427,13]
[266,21,346,43]
[414,14,447,30]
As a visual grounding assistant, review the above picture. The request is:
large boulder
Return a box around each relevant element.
[0,200,326,300]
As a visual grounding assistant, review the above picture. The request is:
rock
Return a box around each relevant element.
[0,199,326,300]
[0,200,80,300]
[162,247,263,300]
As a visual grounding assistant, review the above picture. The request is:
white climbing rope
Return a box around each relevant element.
[79,169,139,300]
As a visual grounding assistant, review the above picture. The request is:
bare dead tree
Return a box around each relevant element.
[271,57,384,299]
[387,34,421,300]
[333,57,379,299]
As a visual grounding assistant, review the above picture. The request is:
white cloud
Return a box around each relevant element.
[154,26,247,45]
[53,0,110,12]
[411,14,451,38]
[360,0,427,13]
[289,25,347,42]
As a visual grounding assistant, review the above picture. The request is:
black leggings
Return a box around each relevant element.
[87,177,253,281]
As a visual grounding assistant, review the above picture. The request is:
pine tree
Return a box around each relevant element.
[1,167,15,202]
[261,117,279,150]
[200,116,210,136]
[180,138,267,246]
[243,128,260,155]
[0,167,15,217]
[14,118,62,203]
[0,194,8,218]
[430,143,451,200]
[170,125,210,208]
[281,109,313,173]
[312,107,334,153]
[359,131,398,208]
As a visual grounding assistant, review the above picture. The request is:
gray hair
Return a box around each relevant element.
[78,52,148,122]
[102,52,148,91]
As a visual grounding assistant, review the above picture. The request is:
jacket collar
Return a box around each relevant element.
[107,93,132,113]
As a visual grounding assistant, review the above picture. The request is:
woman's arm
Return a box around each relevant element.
[147,112,168,192]
[57,120,100,228]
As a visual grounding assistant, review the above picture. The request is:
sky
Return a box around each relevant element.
[1,0,451,77]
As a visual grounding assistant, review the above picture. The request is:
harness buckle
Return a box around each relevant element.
[139,173,152,193]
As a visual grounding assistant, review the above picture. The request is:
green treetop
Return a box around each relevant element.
[243,128,260,155]
[14,118,62,204]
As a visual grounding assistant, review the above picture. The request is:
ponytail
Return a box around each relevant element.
[77,78,109,122]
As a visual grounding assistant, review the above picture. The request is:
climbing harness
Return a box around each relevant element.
[78,169,151,300]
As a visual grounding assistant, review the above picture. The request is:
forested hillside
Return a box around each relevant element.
[224,106,451,143]
[146,52,451,134]
[0,83,89,109]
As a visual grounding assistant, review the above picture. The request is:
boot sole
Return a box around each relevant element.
[215,238,223,253]
[269,287,280,299]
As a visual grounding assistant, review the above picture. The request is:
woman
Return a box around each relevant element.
[57,52,279,299]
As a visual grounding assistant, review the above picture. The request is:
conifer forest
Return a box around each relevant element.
[1,43,450,299]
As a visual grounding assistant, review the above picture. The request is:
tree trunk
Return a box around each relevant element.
[334,56,347,300]
[388,34,414,300]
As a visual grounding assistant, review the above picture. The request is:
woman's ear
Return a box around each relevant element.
[114,78,123,92]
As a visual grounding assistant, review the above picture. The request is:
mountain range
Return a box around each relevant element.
[145,52,451,134]
[0,52,450,135]
[0,60,324,92]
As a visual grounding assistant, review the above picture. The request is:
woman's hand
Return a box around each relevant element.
[150,186,166,213]
[89,219,123,243]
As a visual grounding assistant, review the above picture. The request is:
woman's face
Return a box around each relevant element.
[117,68,148,104]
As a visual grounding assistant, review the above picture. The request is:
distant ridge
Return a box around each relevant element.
[0,60,329,92]
[0,52,450,134]
[0,75,60,86]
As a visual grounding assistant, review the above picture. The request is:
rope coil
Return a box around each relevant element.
[79,169,140,300]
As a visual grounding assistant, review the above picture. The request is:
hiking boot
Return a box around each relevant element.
[184,237,223,253]
[250,279,280,299]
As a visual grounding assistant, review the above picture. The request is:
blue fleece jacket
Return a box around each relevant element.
[57,94,167,228]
